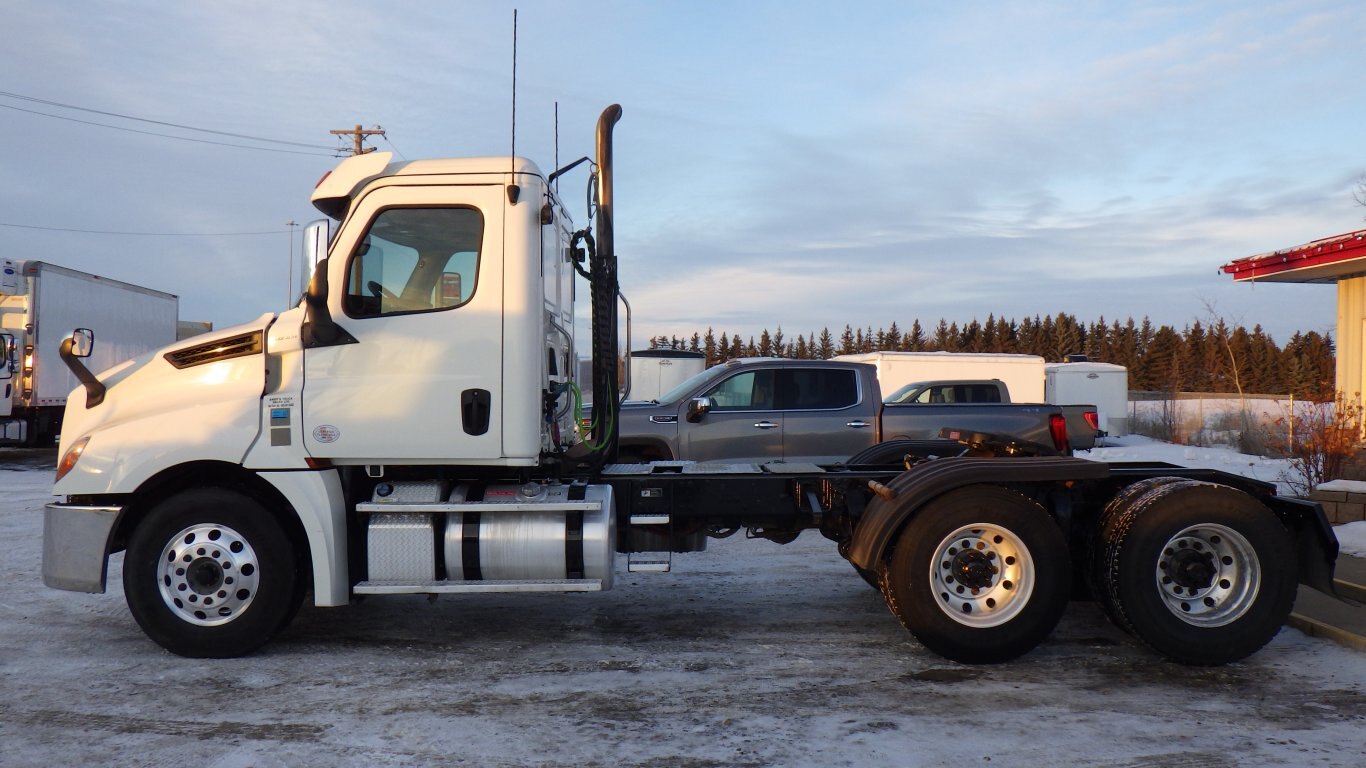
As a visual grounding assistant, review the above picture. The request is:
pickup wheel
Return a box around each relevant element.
[123,488,303,658]
[879,485,1070,663]
[1095,480,1297,665]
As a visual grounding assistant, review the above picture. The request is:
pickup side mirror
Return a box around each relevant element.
[686,396,712,423]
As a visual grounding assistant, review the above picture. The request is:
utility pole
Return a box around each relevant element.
[330,124,385,156]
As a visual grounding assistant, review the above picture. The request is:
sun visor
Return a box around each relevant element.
[310,151,394,219]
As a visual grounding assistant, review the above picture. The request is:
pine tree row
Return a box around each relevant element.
[646,313,1336,401]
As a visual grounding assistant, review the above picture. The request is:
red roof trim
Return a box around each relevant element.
[1221,228,1366,281]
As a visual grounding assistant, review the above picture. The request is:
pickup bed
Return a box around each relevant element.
[615,358,1094,464]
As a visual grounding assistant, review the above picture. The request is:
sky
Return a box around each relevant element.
[2,0,1364,351]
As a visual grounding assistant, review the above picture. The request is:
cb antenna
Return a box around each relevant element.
[508,9,520,204]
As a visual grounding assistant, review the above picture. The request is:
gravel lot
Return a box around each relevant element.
[3,449,1365,767]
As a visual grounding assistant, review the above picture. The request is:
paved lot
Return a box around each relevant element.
[2,450,1365,767]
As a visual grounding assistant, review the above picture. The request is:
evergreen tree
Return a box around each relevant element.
[817,328,836,359]
[907,319,926,351]
[839,325,856,355]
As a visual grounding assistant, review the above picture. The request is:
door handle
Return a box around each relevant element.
[846,420,871,428]
[752,421,779,429]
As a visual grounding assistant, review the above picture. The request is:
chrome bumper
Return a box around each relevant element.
[43,503,124,593]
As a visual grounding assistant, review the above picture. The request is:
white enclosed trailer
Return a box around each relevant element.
[626,349,705,401]
[0,260,178,444]
[1045,362,1129,436]
[833,351,1046,402]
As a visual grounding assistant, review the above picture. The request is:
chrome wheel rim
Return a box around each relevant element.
[1155,523,1260,627]
[930,523,1035,628]
[156,523,260,627]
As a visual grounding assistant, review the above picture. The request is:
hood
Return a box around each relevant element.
[57,313,276,456]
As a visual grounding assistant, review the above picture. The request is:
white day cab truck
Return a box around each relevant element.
[0,260,178,446]
[43,106,1341,665]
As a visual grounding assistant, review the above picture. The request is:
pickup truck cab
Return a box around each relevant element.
[616,358,1083,464]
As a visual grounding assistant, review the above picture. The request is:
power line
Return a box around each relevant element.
[0,89,336,150]
[0,222,293,236]
[0,103,338,157]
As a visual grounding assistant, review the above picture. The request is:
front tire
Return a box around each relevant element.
[1095,480,1297,665]
[880,485,1070,663]
[123,488,302,658]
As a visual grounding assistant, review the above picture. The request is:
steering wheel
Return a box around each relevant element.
[367,280,399,302]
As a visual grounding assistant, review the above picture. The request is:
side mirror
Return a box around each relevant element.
[0,333,12,380]
[686,396,712,423]
[298,219,330,305]
[69,328,94,358]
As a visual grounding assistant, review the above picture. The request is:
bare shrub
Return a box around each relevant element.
[1269,393,1363,494]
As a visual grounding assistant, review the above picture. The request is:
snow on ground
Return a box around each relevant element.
[3,448,1365,767]
[1079,433,1296,493]
[1336,522,1366,558]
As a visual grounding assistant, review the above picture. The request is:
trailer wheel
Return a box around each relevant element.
[123,488,302,658]
[1097,481,1297,665]
[880,485,1070,663]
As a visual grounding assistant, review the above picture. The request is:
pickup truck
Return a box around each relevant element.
[615,358,1095,464]
[885,378,1100,450]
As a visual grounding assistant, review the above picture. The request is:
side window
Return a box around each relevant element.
[343,207,483,318]
[781,369,859,410]
[704,370,776,411]
[963,384,1002,403]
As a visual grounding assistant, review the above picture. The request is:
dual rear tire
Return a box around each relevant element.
[1091,479,1297,665]
[875,480,1297,665]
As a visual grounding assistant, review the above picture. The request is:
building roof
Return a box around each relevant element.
[1221,229,1366,283]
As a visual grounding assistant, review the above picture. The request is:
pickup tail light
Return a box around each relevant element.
[1048,414,1070,453]
[1083,411,1100,431]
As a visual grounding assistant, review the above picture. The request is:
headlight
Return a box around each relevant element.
[55,436,90,483]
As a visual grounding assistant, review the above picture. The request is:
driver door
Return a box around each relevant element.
[301,184,505,462]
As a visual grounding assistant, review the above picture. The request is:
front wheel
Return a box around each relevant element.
[123,488,302,658]
[880,485,1070,663]
[1096,480,1297,665]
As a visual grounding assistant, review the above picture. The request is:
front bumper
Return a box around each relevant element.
[42,503,124,593]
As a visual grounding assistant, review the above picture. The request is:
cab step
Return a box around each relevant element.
[354,579,604,595]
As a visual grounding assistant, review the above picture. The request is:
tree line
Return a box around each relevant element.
[647,313,1337,401]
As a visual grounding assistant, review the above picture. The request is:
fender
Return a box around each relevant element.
[846,456,1110,571]
[1263,495,1339,595]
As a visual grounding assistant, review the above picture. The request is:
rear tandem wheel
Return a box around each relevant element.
[1093,479,1297,665]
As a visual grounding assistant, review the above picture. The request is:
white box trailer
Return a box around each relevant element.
[1045,362,1128,436]
[0,260,178,445]
[832,351,1046,403]
[626,349,706,401]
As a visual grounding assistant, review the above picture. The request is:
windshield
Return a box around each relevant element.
[884,381,930,404]
[658,364,730,404]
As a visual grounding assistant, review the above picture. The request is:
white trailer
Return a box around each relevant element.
[833,351,1046,402]
[0,260,178,445]
[626,349,705,401]
[1045,362,1129,436]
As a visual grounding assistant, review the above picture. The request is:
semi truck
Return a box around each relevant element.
[0,260,178,445]
[42,105,1339,666]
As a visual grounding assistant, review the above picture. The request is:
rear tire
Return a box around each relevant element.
[123,488,302,658]
[1095,480,1297,665]
[880,485,1070,663]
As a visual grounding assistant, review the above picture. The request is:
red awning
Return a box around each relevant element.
[1221,229,1366,283]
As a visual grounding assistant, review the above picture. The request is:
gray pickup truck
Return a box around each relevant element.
[614,358,1095,464]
